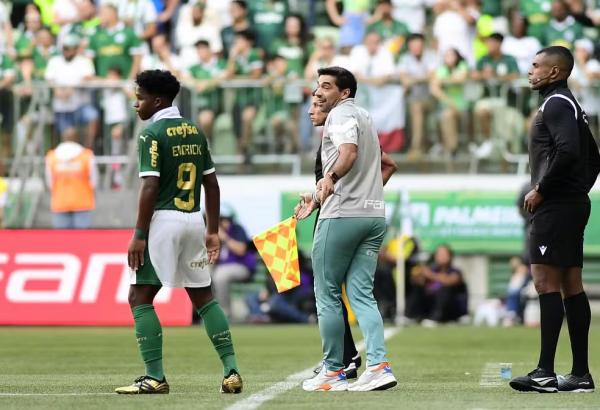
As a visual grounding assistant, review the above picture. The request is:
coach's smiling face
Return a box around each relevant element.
[315,74,350,113]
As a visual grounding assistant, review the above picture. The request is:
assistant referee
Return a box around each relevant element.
[509,46,600,393]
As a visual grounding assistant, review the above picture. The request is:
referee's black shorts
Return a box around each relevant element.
[529,196,591,267]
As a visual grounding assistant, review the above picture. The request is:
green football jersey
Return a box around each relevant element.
[189,58,227,109]
[270,38,308,77]
[0,54,15,79]
[545,17,583,49]
[520,0,551,42]
[249,0,287,52]
[87,22,142,78]
[138,111,215,213]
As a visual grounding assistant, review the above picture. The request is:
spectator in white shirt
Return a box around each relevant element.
[570,38,600,124]
[501,10,542,75]
[398,33,439,159]
[176,0,223,68]
[45,34,99,148]
[432,0,480,66]
[392,0,436,33]
[351,31,405,152]
[141,34,184,77]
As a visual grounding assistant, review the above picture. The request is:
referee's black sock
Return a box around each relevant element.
[564,292,591,377]
[537,292,564,373]
[342,302,358,367]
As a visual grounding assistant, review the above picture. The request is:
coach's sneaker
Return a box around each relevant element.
[509,368,558,393]
[115,376,169,394]
[221,370,243,394]
[348,362,397,391]
[558,373,595,393]
[344,353,362,380]
[302,367,348,391]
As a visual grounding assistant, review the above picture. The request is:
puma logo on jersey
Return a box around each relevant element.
[139,135,148,142]
[539,246,547,255]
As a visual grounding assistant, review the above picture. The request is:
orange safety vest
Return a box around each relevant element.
[46,148,95,212]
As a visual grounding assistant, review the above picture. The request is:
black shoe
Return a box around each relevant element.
[558,373,595,393]
[509,368,558,393]
[343,353,362,380]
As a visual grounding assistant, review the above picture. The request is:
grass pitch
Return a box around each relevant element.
[0,324,599,409]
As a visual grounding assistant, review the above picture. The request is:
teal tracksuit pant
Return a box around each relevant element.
[312,217,388,371]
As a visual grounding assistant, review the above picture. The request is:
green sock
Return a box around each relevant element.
[197,299,239,376]
[132,304,165,381]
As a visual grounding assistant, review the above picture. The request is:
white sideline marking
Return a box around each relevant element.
[226,327,400,410]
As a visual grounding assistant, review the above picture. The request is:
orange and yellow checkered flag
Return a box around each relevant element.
[252,217,300,293]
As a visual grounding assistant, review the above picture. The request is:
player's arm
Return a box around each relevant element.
[202,172,221,264]
[381,150,397,186]
[128,176,159,270]
[128,131,161,270]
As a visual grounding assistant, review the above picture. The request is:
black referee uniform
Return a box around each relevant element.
[528,79,600,267]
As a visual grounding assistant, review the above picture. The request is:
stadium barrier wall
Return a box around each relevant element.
[0,230,192,326]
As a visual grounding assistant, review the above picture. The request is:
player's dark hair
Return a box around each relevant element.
[317,66,357,98]
[232,0,247,10]
[537,45,574,75]
[195,39,210,48]
[407,33,425,43]
[488,33,504,43]
[135,69,180,103]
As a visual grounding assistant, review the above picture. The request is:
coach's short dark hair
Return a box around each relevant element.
[135,70,181,102]
[317,66,357,98]
[537,46,574,75]
[195,39,210,48]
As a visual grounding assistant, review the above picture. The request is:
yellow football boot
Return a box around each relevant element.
[221,371,243,394]
[115,376,169,394]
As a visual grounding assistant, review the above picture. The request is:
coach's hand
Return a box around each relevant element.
[319,175,335,204]
[295,192,318,220]
[128,238,146,271]
[206,233,220,264]
[524,189,544,213]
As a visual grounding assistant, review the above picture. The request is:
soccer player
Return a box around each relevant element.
[509,46,600,393]
[296,67,397,392]
[115,70,242,395]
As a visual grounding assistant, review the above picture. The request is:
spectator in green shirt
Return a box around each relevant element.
[249,0,288,53]
[270,13,311,78]
[430,48,469,157]
[520,0,552,43]
[266,54,296,153]
[0,52,17,157]
[225,29,264,158]
[221,0,253,59]
[367,0,409,59]
[184,40,227,144]
[86,3,143,79]
[545,0,584,49]
[471,33,519,157]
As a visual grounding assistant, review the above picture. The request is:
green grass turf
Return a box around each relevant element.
[0,324,599,409]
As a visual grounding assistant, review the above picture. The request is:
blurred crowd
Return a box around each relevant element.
[2,0,600,171]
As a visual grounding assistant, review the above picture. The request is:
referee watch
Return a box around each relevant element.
[326,171,339,184]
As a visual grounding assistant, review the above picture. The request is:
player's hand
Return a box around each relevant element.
[128,238,146,271]
[206,233,220,264]
[524,189,543,213]
[318,175,335,204]
[295,192,318,220]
